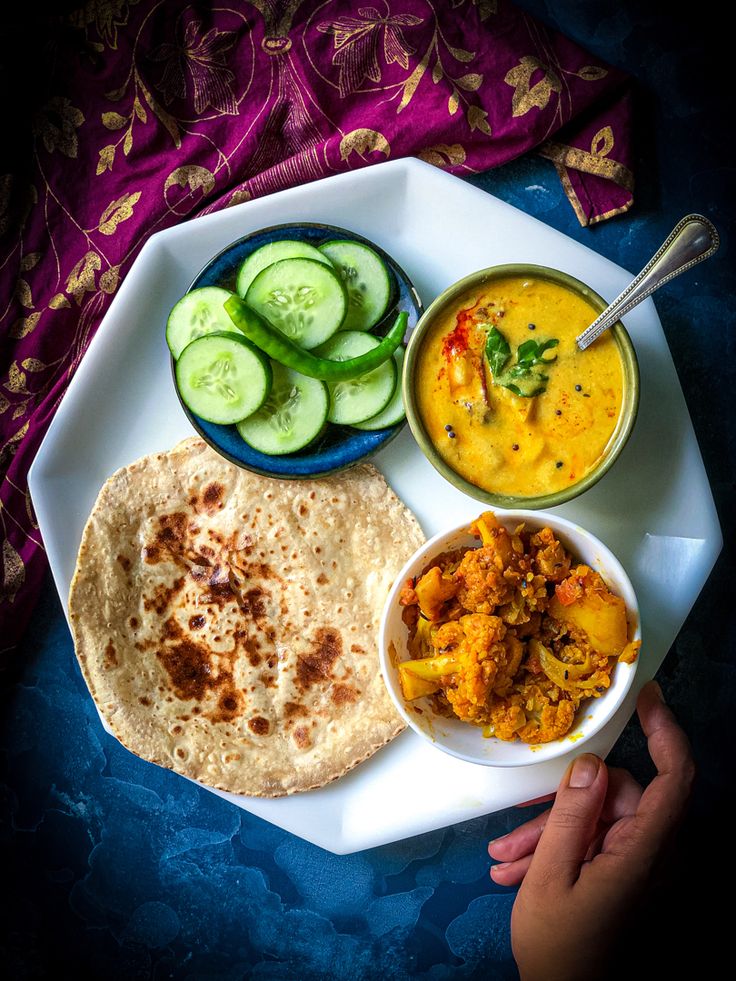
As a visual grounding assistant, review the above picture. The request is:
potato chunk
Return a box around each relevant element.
[549,587,628,656]
[414,566,457,621]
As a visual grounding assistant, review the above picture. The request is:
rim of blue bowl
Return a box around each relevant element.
[171,223,423,479]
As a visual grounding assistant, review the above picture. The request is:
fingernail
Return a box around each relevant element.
[569,754,600,788]
[650,680,664,701]
[488,833,508,847]
[491,862,510,873]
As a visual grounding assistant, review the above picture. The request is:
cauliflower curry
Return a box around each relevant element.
[398,512,639,744]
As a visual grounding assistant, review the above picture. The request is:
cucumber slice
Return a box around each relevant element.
[353,348,406,430]
[236,240,331,297]
[319,240,392,332]
[245,258,347,350]
[176,332,272,425]
[166,287,235,359]
[236,362,328,455]
[315,331,397,426]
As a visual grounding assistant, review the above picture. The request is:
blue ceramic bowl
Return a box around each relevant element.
[174,223,423,479]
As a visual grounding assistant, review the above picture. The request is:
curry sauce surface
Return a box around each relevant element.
[415,277,623,498]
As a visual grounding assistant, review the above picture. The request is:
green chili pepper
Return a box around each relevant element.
[224,295,407,381]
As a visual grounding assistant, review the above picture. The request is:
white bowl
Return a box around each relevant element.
[379,510,640,767]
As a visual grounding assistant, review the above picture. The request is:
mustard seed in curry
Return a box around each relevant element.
[415,276,624,498]
[398,512,639,744]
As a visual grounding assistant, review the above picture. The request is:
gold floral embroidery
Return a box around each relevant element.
[504,56,561,117]
[163,165,216,215]
[591,125,614,156]
[97,192,141,235]
[69,0,141,51]
[0,422,29,468]
[318,7,423,97]
[20,253,41,271]
[418,143,466,167]
[339,128,391,161]
[9,314,41,340]
[227,189,252,207]
[33,98,85,158]
[451,0,497,21]
[150,19,238,115]
[15,280,33,310]
[164,165,216,196]
[1,538,24,603]
[4,363,28,395]
[66,252,102,306]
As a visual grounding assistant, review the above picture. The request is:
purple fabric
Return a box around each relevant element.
[0,0,634,655]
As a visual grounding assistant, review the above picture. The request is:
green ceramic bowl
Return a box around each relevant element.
[402,264,640,509]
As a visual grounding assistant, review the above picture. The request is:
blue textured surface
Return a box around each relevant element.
[181,223,422,478]
[2,3,734,977]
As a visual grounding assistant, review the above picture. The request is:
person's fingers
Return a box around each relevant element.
[490,853,534,886]
[517,793,556,808]
[488,808,551,861]
[525,754,608,889]
[600,767,643,824]
[626,681,695,855]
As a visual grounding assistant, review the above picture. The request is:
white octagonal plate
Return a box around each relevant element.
[29,159,722,854]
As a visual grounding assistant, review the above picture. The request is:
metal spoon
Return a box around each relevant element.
[575,214,719,351]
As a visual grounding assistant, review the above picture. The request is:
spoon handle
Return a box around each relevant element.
[575,214,719,351]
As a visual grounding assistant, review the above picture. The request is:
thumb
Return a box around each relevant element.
[527,754,608,888]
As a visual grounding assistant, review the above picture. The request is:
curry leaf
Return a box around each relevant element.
[516,337,559,367]
[485,328,558,397]
[485,327,511,376]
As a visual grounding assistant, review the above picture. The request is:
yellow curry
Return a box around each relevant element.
[398,512,639,744]
[415,275,624,498]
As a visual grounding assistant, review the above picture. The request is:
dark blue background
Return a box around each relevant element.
[2,3,733,977]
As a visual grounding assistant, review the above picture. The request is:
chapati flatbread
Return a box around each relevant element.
[68,438,424,796]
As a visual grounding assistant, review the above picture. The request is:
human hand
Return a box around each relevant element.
[488,680,694,981]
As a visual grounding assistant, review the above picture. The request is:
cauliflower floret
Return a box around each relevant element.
[517,698,576,744]
[530,527,571,582]
[439,614,507,724]
[455,545,515,612]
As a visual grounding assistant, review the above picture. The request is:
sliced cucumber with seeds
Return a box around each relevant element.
[319,240,392,332]
[236,362,328,455]
[166,287,236,359]
[236,240,331,297]
[245,257,347,350]
[315,331,397,426]
[353,348,406,430]
[176,332,272,425]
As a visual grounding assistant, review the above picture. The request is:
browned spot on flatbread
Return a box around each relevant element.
[331,684,358,705]
[104,639,117,669]
[139,696,151,706]
[293,725,311,749]
[189,615,206,630]
[209,688,243,723]
[284,701,308,719]
[298,503,308,516]
[248,716,270,735]
[116,554,131,572]
[130,617,139,629]
[158,512,188,545]
[202,482,224,510]
[143,545,160,564]
[296,627,342,690]
[156,618,219,701]
[350,644,365,654]
[144,577,185,616]
[316,573,328,585]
